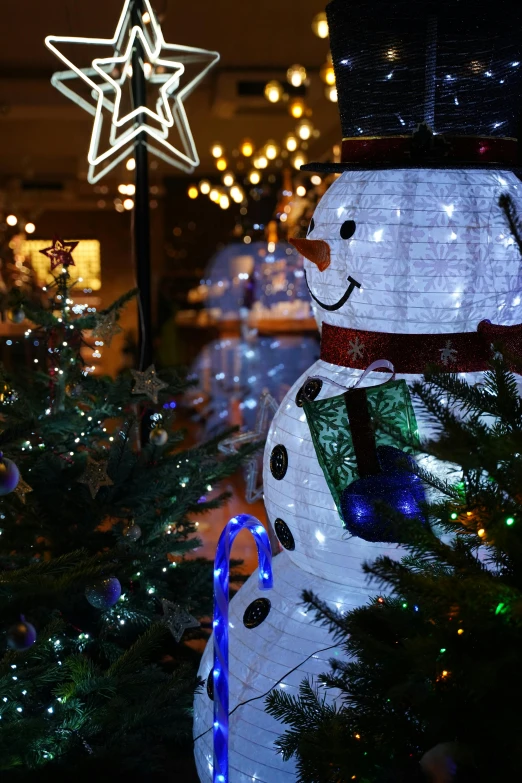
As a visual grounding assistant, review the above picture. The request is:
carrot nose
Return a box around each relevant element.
[290,238,331,271]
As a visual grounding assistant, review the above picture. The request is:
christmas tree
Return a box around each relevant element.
[0,239,250,779]
[267,361,522,783]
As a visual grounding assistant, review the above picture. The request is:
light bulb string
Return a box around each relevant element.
[193,641,338,744]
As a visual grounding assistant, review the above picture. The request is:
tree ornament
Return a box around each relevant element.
[0,453,20,496]
[85,576,121,609]
[131,364,168,404]
[7,307,25,324]
[78,457,114,499]
[7,616,37,650]
[14,476,33,504]
[91,310,123,346]
[149,427,168,446]
[161,598,200,642]
[123,522,142,541]
[65,382,83,398]
[38,236,78,270]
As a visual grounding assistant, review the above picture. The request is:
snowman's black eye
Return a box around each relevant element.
[340,220,356,240]
[307,217,315,236]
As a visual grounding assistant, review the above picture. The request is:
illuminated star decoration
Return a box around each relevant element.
[131,364,168,405]
[78,457,114,499]
[92,310,123,346]
[15,477,33,504]
[219,391,278,503]
[39,237,79,270]
[45,0,220,183]
[161,599,200,643]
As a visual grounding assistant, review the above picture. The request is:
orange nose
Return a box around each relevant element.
[290,238,331,271]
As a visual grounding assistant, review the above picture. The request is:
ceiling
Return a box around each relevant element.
[0,0,339,210]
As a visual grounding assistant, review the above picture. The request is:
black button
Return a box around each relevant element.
[296,377,323,407]
[243,597,271,629]
[340,220,356,240]
[206,669,214,700]
[270,445,288,480]
[274,518,295,551]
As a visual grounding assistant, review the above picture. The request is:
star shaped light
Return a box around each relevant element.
[91,310,123,346]
[131,364,168,404]
[219,391,278,503]
[161,599,200,643]
[45,0,220,183]
[78,457,114,499]
[15,477,33,504]
[39,237,79,270]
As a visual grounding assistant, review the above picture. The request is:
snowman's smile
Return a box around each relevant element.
[304,271,361,311]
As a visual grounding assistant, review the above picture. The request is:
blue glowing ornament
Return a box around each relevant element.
[85,576,121,609]
[341,445,426,542]
[211,514,273,783]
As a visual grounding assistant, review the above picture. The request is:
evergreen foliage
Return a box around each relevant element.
[267,361,522,783]
[0,258,251,779]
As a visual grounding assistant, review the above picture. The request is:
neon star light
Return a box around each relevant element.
[45,0,219,183]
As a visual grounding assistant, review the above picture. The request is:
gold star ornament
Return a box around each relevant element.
[15,477,33,504]
[78,457,114,499]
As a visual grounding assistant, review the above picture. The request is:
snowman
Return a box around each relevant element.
[194,1,522,780]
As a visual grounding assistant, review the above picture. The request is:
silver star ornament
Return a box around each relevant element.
[131,364,168,404]
[161,599,200,643]
[219,391,278,503]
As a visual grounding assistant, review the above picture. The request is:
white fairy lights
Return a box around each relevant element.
[45,0,219,183]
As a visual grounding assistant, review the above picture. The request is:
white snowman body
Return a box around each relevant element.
[194,168,522,782]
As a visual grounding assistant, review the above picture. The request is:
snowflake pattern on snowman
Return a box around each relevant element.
[194,0,522,778]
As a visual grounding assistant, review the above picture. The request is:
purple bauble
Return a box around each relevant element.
[7,615,37,650]
[0,454,20,496]
[85,577,122,609]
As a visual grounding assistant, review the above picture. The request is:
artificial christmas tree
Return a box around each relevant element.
[0,239,251,779]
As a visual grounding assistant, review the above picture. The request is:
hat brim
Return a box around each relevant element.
[301,160,522,173]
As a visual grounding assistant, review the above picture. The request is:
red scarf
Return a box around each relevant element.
[320,320,522,374]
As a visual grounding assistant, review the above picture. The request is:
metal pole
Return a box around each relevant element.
[130,0,153,371]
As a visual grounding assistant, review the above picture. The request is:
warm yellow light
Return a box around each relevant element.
[321,62,336,86]
[312,11,329,39]
[264,80,283,103]
[230,185,244,203]
[187,186,199,199]
[219,194,230,210]
[477,528,486,538]
[254,155,268,170]
[240,139,254,157]
[123,198,134,210]
[326,86,338,102]
[211,143,224,158]
[142,11,151,23]
[118,183,129,194]
[222,172,235,187]
[209,188,220,203]
[24,222,36,234]
[311,174,322,186]
[199,179,211,195]
[296,119,314,141]
[249,170,261,185]
[291,151,307,169]
[280,212,288,222]
[126,158,136,171]
[386,48,398,61]
[264,141,280,160]
[23,239,101,290]
[296,185,307,197]
[289,99,305,119]
[457,628,465,635]
[284,133,298,152]
[287,64,307,88]
[143,62,152,79]
[6,215,17,226]
[216,157,227,171]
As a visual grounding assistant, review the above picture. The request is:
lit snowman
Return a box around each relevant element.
[194,1,522,780]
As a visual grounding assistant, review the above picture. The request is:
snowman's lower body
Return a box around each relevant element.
[193,549,385,783]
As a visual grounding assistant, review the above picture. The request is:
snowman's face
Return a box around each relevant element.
[293,169,522,335]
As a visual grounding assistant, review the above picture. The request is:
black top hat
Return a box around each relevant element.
[303,0,522,172]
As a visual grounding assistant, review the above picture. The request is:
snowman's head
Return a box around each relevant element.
[292,169,522,335]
